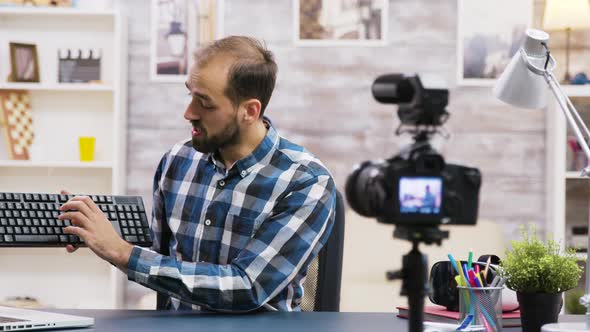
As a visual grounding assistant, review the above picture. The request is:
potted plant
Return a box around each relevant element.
[501,224,583,332]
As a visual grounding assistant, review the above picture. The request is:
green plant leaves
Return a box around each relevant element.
[501,224,582,293]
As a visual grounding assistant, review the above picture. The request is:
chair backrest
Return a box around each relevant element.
[156,190,345,311]
[300,190,345,312]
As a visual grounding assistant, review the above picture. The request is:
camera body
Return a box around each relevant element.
[346,149,481,226]
[345,73,481,226]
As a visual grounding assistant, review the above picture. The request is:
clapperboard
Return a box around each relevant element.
[58,48,101,83]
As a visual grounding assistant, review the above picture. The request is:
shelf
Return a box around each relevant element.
[0,83,114,92]
[576,252,588,261]
[0,160,113,169]
[566,171,590,179]
[0,7,116,17]
[564,85,590,97]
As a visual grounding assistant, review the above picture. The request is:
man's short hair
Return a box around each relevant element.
[194,36,278,116]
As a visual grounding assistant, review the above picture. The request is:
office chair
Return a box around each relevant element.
[156,190,345,312]
[300,190,345,312]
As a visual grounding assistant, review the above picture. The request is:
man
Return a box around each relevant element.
[422,185,436,210]
[58,36,337,312]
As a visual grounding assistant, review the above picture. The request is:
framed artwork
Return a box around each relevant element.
[150,0,224,82]
[9,42,40,83]
[0,0,72,6]
[457,0,533,86]
[0,90,34,160]
[294,0,388,46]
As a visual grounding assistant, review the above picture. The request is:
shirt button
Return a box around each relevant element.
[240,170,247,177]
[219,180,225,187]
[205,219,211,226]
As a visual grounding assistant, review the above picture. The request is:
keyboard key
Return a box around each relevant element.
[15,235,58,243]
[125,235,138,243]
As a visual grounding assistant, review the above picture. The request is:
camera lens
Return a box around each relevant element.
[345,161,387,218]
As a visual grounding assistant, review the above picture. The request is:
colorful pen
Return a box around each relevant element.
[483,256,491,279]
[448,254,461,275]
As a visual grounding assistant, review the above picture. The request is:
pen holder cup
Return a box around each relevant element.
[457,286,503,332]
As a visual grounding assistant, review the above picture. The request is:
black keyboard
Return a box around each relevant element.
[0,192,152,247]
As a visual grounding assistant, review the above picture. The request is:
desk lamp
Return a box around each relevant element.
[493,28,590,332]
[543,0,590,83]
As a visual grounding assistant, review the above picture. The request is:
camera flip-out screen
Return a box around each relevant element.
[399,177,442,215]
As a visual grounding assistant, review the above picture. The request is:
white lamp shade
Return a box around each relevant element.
[543,0,590,30]
[493,29,550,110]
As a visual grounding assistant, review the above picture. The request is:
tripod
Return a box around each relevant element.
[386,226,449,332]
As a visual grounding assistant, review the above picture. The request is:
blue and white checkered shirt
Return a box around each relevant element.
[127,122,336,312]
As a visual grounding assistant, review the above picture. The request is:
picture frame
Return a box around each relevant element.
[0,0,72,7]
[9,42,40,83]
[457,0,533,86]
[150,0,224,82]
[294,0,388,47]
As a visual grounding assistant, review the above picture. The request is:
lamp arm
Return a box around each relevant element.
[546,70,590,321]
[544,71,590,176]
[550,73,590,141]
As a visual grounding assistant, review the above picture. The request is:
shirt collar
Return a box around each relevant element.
[207,117,279,178]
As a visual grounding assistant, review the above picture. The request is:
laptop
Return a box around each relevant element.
[0,305,94,331]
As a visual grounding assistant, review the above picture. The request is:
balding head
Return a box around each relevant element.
[193,36,277,116]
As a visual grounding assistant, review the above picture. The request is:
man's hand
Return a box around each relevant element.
[58,191,133,269]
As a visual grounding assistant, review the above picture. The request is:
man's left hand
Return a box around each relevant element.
[59,196,133,269]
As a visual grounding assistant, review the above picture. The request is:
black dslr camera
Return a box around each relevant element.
[345,74,482,226]
[345,74,482,332]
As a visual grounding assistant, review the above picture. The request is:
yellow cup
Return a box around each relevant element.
[79,137,95,162]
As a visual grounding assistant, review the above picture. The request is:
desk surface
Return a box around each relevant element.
[47,309,535,332]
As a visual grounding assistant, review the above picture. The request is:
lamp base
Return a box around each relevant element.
[542,322,590,332]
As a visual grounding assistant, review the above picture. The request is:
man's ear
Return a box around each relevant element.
[241,98,262,122]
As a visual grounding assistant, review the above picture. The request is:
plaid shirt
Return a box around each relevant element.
[126,123,336,312]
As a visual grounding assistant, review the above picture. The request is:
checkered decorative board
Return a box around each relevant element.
[0,90,34,160]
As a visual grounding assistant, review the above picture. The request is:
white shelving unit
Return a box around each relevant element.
[546,85,590,261]
[0,7,127,309]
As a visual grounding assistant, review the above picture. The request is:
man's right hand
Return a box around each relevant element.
[59,189,78,253]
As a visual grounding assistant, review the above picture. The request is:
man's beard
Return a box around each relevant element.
[191,116,240,154]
